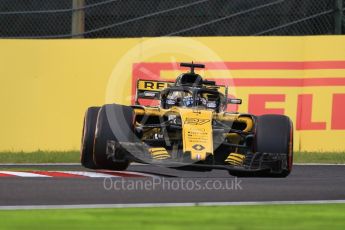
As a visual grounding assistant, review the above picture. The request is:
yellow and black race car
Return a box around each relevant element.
[81,63,293,177]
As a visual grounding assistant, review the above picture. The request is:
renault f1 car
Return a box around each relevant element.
[81,62,293,177]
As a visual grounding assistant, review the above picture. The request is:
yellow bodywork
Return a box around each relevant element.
[133,106,254,160]
[148,147,171,160]
[225,153,246,166]
[179,108,213,160]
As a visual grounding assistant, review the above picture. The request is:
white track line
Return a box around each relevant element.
[60,171,120,178]
[0,171,51,177]
[0,170,156,178]
[0,200,344,210]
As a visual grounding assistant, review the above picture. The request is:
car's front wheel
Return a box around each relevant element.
[229,114,293,177]
[255,114,293,177]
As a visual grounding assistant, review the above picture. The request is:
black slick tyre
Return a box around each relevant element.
[93,104,135,170]
[81,107,100,169]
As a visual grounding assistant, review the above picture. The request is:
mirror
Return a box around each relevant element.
[228,98,242,104]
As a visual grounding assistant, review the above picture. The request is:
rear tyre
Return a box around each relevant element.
[93,104,134,170]
[81,107,100,169]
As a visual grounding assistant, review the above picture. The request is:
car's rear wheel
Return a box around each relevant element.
[81,107,100,169]
[93,104,134,170]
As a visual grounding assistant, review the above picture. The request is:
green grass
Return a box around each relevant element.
[0,204,344,230]
[294,152,345,164]
[0,151,344,164]
[0,150,79,163]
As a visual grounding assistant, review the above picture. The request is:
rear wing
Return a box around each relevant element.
[135,79,229,105]
[135,79,174,105]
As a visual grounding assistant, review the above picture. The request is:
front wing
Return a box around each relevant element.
[118,141,288,174]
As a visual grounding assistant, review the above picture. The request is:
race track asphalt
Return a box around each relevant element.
[0,165,344,206]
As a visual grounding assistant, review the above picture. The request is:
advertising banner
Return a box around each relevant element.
[0,36,344,151]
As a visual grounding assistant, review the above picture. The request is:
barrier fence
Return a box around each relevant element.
[0,0,344,38]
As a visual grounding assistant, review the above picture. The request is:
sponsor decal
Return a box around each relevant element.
[192,144,206,151]
[184,118,211,126]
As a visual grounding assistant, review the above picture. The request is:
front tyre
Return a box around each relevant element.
[229,114,293,178]
[255,114,293,177]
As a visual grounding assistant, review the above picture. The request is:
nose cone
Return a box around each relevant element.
[178,108,213,161]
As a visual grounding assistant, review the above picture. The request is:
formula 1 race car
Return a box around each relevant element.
[81,62,293,177]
